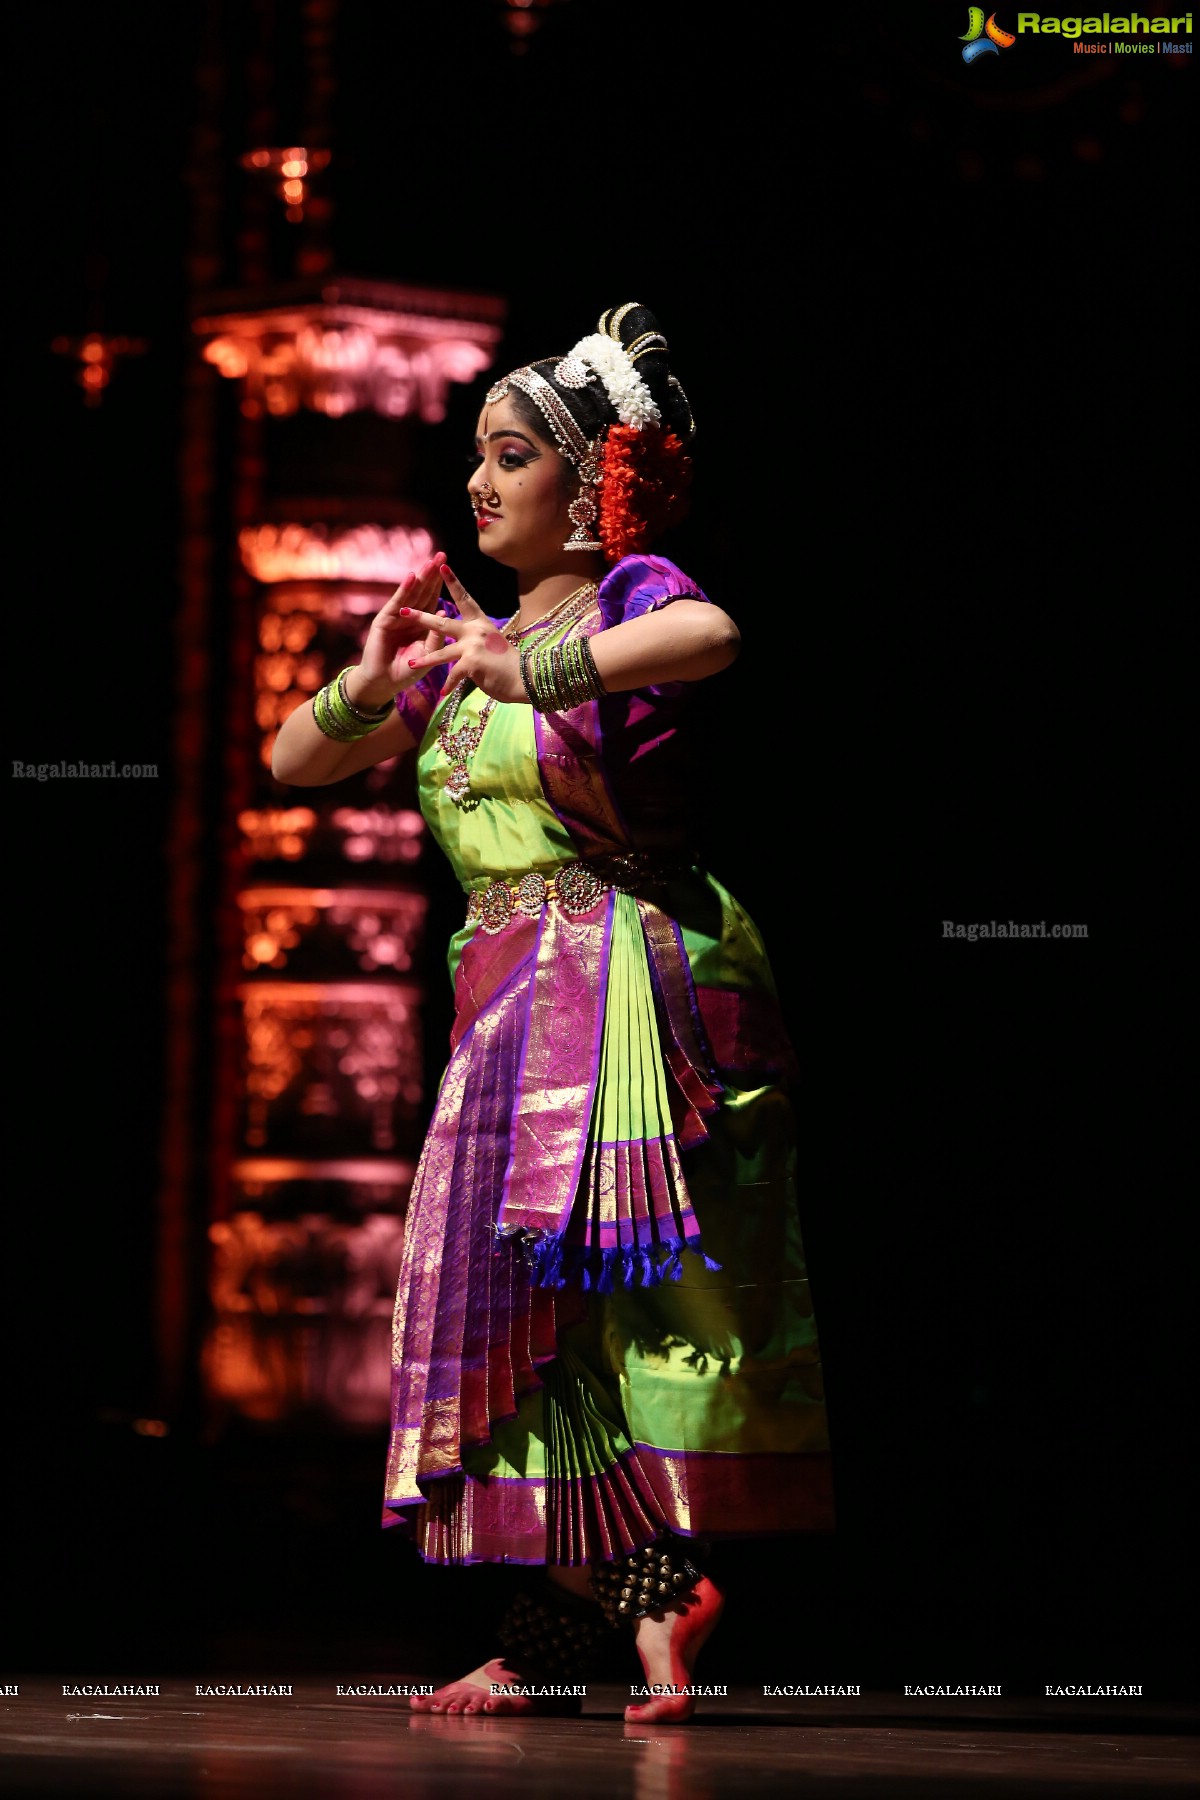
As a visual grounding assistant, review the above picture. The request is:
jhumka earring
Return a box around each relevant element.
[563,436,603,553]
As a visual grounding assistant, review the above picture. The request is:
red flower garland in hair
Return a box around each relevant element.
[598,424,693,562]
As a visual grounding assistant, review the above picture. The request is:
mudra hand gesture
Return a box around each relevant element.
[357,554,453,695]
[402,567,525,704]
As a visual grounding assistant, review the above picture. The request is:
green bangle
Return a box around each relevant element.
[313,680,382,742]
[336,666,393,723]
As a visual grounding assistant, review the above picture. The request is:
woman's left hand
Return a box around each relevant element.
[401,568,526,704]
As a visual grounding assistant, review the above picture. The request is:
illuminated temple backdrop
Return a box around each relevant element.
[14,3,1191,1683]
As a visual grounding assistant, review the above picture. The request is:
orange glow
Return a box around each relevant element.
[238,982,422,1151]
[132,1418,169,1437]
[241,521,438,584]
[238,806,318,861]
[283,178,304,199]
[204,1211,406,1423]
[232,1156,414,1182]
[239,887,427,973]
[241,145,329,173]
[259,610,318,652]
[51,331,146,406]
[204,338,251,378]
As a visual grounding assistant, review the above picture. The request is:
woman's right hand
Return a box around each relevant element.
[356,554,450,695]
[272,553,451,787]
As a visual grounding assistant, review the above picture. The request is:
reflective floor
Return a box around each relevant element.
[1,1685,1195,1799]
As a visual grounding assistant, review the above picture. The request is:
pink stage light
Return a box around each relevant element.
[195,286,504,421]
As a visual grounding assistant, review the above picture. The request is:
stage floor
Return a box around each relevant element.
[1,1684,1194,1798]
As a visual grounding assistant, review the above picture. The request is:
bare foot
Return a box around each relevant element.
[624,1576,725,1725]
[408,1568,597,1717]
[409,1656,543,1716]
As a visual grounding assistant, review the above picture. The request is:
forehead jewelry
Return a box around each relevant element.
[483,365,591,467]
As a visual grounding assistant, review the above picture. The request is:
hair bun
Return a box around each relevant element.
[598,302,694,442]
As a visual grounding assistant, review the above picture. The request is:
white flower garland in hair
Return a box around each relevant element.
[564,333,662,430]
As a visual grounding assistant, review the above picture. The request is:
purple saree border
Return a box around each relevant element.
[668,916,719,1083]
[382,1442,836,1561]
[496,901,550,1221]
[564,888,615,1217]
[495,888,615,1236]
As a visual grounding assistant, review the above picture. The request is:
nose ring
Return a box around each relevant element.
[477,480,496,501]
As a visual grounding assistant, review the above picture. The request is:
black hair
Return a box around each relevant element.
[501,302,694,452]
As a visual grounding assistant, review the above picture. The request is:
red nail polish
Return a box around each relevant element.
[408,658,420,667]
[400,607,411,615]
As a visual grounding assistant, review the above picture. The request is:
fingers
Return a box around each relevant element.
[415,554,448,603]
[402,606,462,637]
[441,565,485,617]
[379,572,418,616]
[384,555,446,613]
[407,643,459,671]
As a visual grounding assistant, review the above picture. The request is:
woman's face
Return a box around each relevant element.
[468,395,573,571]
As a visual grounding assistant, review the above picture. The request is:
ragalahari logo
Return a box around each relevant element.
[960,8,1017,60]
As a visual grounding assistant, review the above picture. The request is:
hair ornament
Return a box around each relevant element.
[485,378,511,404]
[626,331,669,364]
[667,374,696,441]
[601,302,641,340]
[565,332,661,430]
[553,354,593,390]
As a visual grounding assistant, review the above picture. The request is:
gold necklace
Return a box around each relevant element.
[437,582,598,811]
[507,581,597,641]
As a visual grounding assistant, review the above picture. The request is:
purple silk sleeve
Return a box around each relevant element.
[596,554,712,702]
[585,555,718,853]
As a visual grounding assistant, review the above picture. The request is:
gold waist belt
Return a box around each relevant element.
[465,852,688,935]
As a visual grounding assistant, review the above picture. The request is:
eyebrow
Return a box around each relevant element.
[473,428,538,447]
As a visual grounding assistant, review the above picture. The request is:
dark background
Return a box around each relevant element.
[9,3,1192,1691]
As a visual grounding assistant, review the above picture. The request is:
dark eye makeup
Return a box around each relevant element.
[467,445,537,471]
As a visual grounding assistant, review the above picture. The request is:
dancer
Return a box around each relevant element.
[272,302,834,1723]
